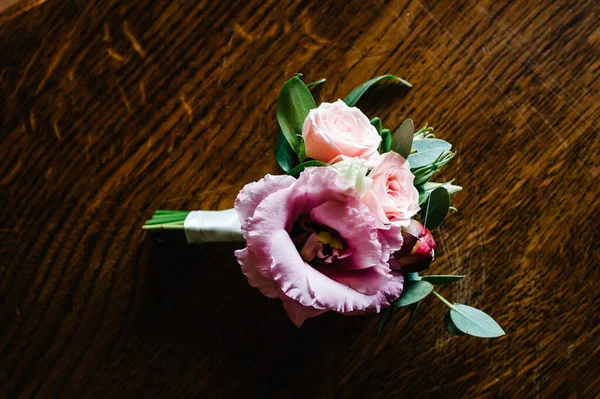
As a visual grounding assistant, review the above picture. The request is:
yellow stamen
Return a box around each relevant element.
[316,231,332,245]
[329,237,343,250]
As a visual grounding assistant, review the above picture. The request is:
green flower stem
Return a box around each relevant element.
[432,290,456,310]
[142,210,190,231]
[145,214,184,222]
[153,211,190,216]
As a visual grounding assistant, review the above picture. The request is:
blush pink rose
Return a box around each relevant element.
[302,99,381,167]
[234,167,404,327]
[362,151,420,226]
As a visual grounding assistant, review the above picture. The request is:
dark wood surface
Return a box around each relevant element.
[1,0,599,397]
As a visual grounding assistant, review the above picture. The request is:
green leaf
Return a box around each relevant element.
[343,74,412,107]
[421,275,465,285]
[445,310,465,336]
[392,280,433,307]
[413,168,437,187]
[406,272,421,281]
[275,130,299,173]
[417,185,426,204]
[407,139,452,170]
[421,186,450,229]
[370,117,383,133]
[306,78,326,89]
[391,118,414,159]
[277,76,316,153]
[297,141,306,163]
[407,301,420,326]
[371,117,392,154]
[412,152,456,186]
[380,128,391,153]
[449,304,505,338]
[377,306,396,336]
[287,160,329,176]
[417,185,427,205]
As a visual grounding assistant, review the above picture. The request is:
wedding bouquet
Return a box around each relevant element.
[143,74,504,338]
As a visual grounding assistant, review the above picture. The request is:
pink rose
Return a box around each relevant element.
[302,99,381,166]
[234,167,404,327]
[362,151,420,226]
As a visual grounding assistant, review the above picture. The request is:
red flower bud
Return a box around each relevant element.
[393,220,436,272]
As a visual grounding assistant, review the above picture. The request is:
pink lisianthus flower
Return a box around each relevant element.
[234,167,404,327]
[302,100,381,167]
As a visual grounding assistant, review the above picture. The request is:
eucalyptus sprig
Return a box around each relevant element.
[347,81,505,338]
[378,273,505,338]
[433,291,505,338]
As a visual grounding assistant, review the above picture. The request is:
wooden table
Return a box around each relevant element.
[1,0,599,397]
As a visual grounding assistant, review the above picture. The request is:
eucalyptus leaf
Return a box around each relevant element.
[392,280,433,307]
[344,74,412,107]
[406,272,421,282]
[391,118,414,159]
[421,187,450,229]
[421,275,465,285]
[275,130,299,173]
[377,306,396,336]
[449,304,505,338]
[277,76,316,153]
[307,78,326,89]
[407,139,452,170]
[287,160,329,176]
[407,301,420,326]
[445,310,465,336]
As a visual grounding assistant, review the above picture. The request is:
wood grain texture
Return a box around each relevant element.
[1,0,599,397]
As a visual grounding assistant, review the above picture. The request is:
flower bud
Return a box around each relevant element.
[393,220,436,272]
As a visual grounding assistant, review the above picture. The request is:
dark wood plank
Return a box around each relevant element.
[0,0,599,397]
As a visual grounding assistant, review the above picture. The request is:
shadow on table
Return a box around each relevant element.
[133,238,369,396]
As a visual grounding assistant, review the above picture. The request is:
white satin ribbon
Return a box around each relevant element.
[184,209,243,244]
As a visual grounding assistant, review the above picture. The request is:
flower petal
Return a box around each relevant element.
[234,247,278,298]
[270,230,404,314]
[378,223,403,254]
[280,295,328,327]
[299,232,323,262]
[320,266,392,295]
[361,189,390,226]
[234,174,296,235]
[368,152,420,225]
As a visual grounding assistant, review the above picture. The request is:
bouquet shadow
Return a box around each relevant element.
[134,238,375,394]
